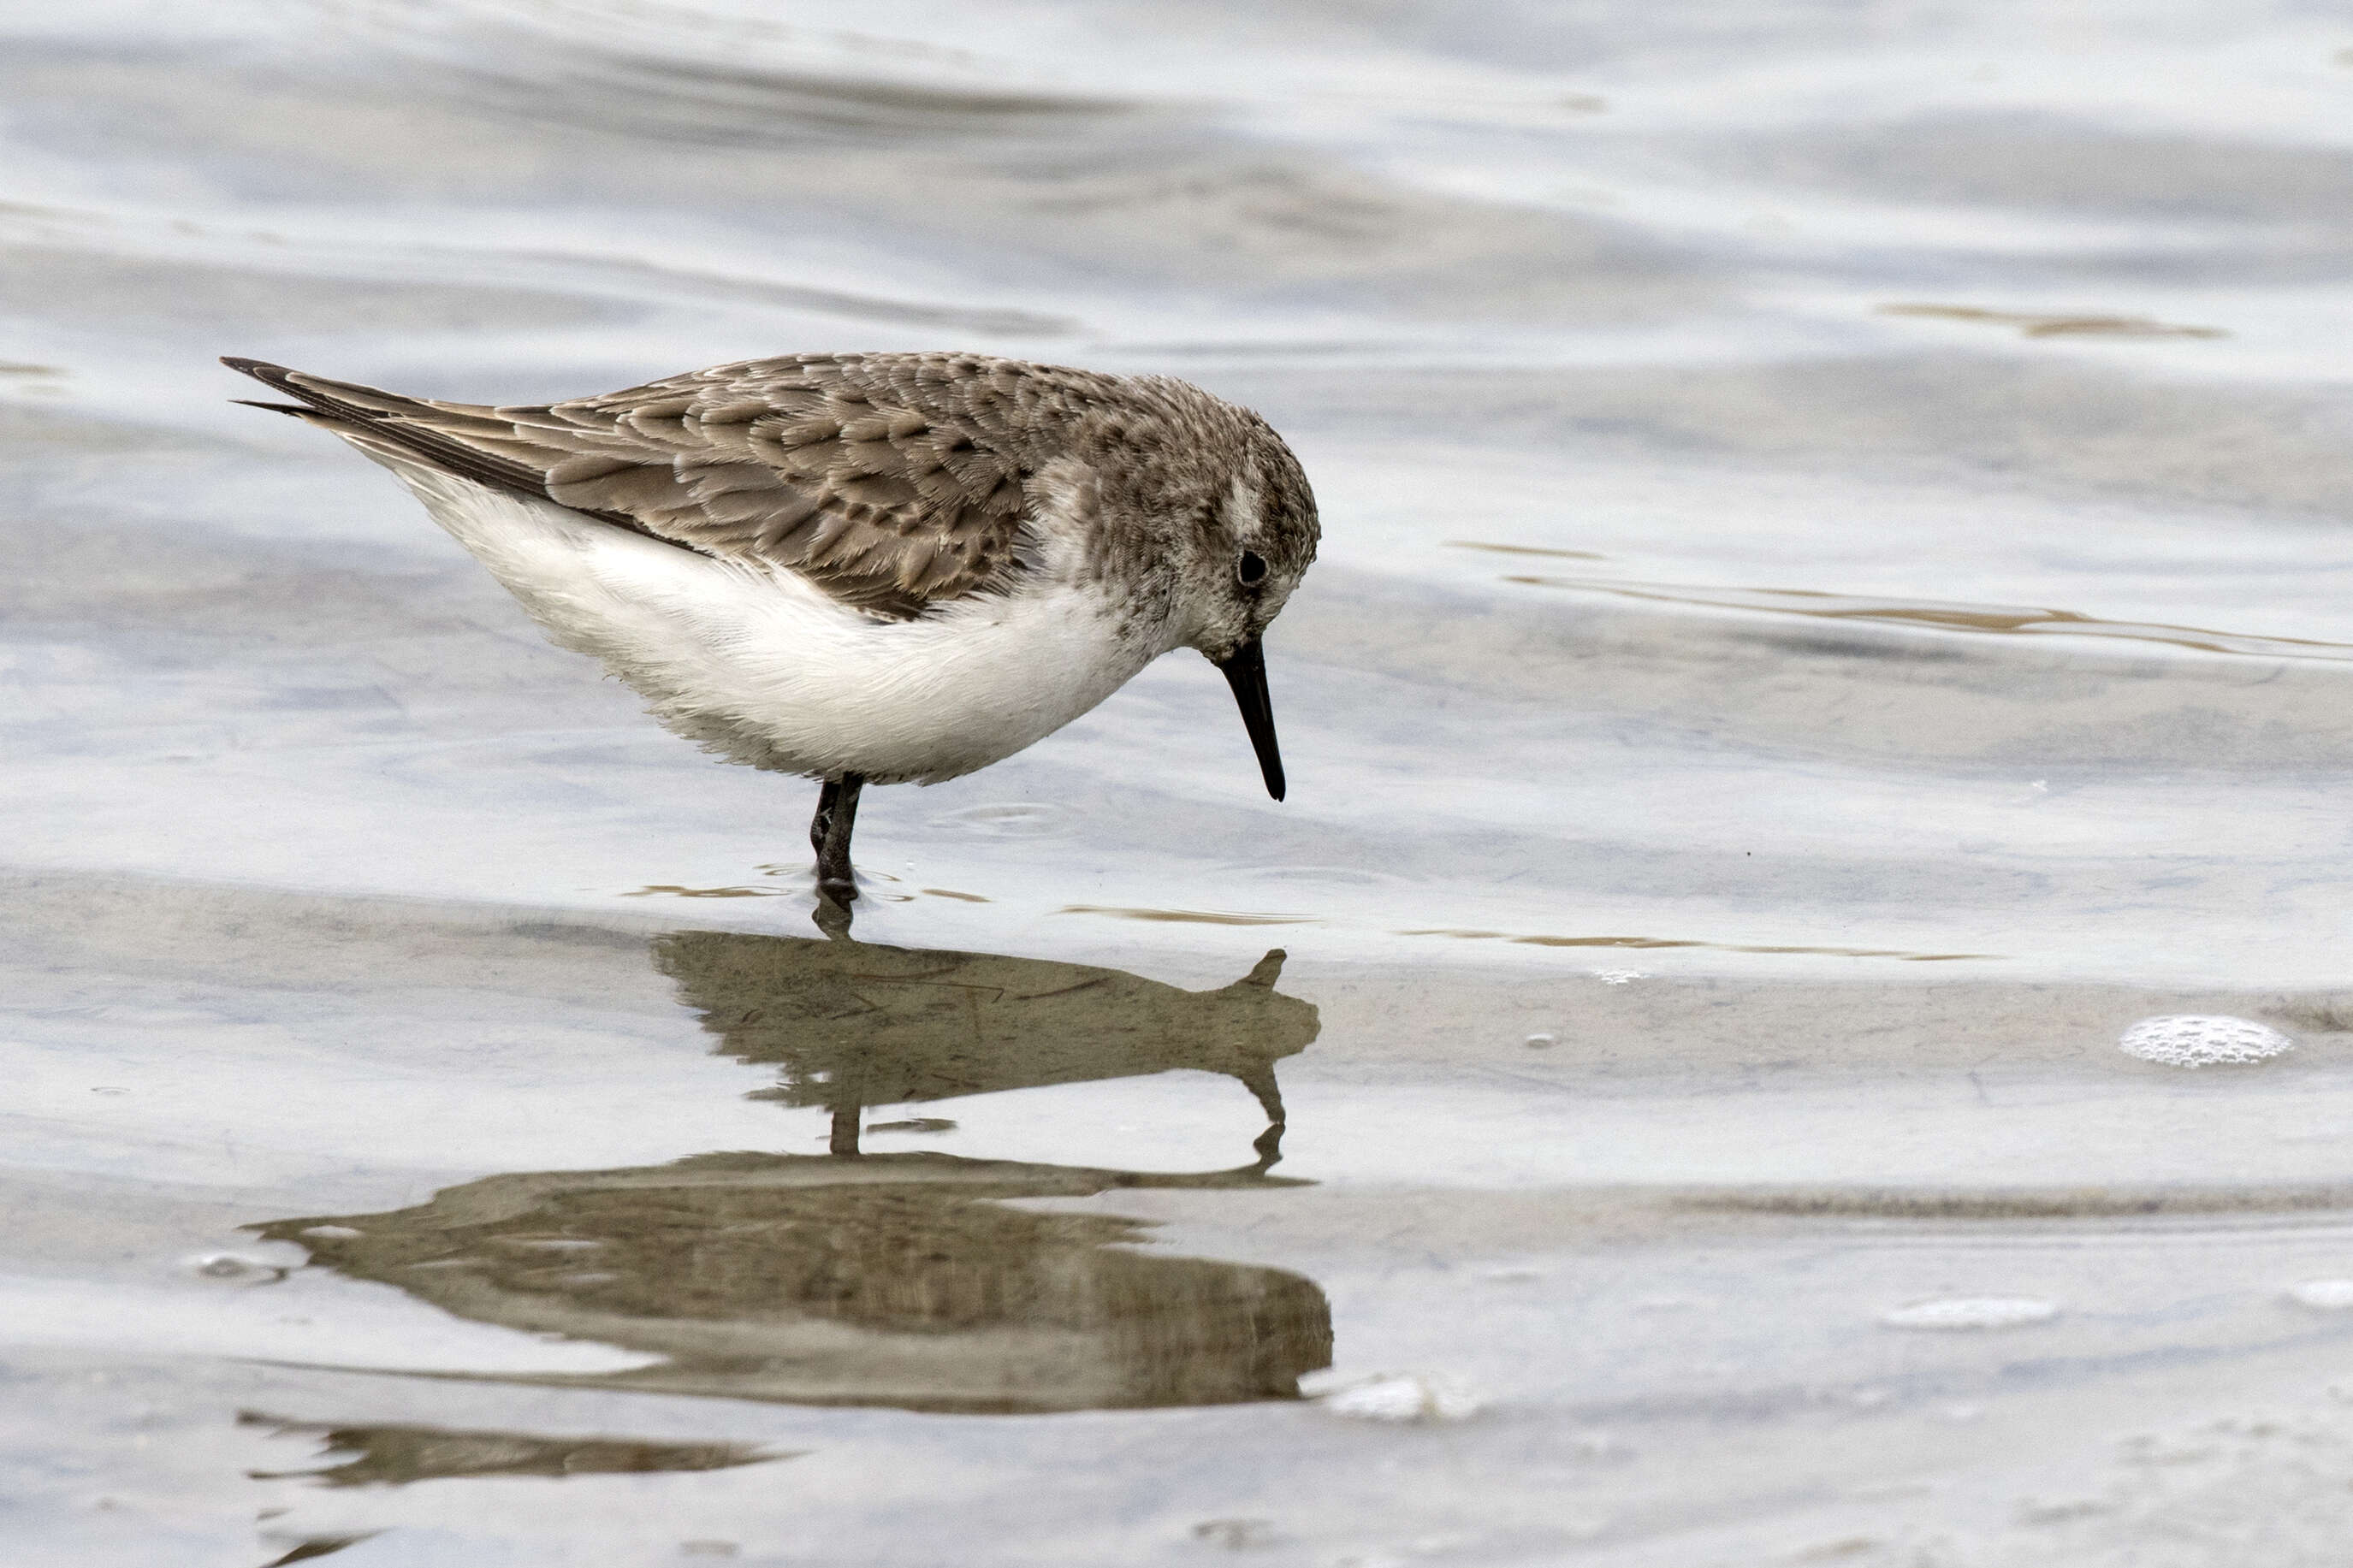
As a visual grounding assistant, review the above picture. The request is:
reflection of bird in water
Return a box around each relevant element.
[222,354,1317,912]
[239,1411,784,1487]
[655,931,1316,1163]
[257,1150,1329,1413]
[252,935,1330,1413]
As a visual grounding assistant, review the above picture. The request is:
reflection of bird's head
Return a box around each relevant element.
[652,932,1319,1113]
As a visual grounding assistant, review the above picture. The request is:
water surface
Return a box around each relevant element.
[11,3,2353,1563]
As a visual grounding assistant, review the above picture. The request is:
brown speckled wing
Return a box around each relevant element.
[240,353,1099,619]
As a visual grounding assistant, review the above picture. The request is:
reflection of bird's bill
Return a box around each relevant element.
[1216,637,1285,801]
[252,1151,1331,1414]
[655,933,1317,1131]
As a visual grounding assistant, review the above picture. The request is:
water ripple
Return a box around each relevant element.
[1504,575,2353,663]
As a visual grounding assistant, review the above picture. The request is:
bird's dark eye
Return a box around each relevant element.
[1236,550,1267,587]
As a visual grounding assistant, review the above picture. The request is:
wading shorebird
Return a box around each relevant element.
[224,353,1318,908]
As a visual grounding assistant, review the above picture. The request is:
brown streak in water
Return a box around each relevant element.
[1447,540,1606,561]
[922,888,993,902]
[258,1536,382,1567]
[1402,928,1995,962]
[1502,576,2353,663]
[1743,946,1994,961]
[1685,1184,2353,1219]
[1880,303,2227,339]
[1059,905,1317,926]
[623,885,779,898]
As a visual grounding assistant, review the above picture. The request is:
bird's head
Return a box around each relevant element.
[1169,411,1319,802]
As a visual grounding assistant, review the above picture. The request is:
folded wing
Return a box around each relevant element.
[226,353,1048,619]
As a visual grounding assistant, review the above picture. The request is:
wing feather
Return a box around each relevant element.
[222,352,1102,620]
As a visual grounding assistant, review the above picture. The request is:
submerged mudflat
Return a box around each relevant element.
[10,2,2353,1563]
[16,876,2353,1564]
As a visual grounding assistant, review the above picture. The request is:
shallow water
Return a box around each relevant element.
[12,3,2353,1563]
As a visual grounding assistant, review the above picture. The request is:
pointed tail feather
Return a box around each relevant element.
[220,357,702,556]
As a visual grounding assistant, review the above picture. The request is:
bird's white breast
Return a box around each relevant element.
[373,454,1168,784]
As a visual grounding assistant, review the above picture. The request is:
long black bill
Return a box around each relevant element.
[1216,637,1287,801]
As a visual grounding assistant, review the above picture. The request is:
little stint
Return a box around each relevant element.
[224,352,1319,905]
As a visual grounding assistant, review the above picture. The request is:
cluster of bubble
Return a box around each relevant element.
[1319,1372,1483,1423]
[186,1252,287,1285]
[1880,1296,2058,1331]
[2288,1279,2353,1311]
[2117,1015,2294,1068]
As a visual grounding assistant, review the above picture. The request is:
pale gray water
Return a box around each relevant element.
[13,3,2353,1564]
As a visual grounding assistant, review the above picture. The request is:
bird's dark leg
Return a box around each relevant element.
[828,1104,862,1158]
[1236,1064,1287,1132]
[1238,1064,1287,1173]
[809,778,840,859]
[811,772,865,905]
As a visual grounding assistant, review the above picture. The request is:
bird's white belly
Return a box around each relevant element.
[385,462,1165,784]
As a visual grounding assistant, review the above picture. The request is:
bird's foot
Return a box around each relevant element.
[811,896,853,940]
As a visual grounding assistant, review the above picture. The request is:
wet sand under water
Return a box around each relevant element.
[15,873,2353,1565]
[15,0,2353,1563]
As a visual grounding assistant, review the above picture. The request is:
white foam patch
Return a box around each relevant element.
[2287,1279,2353,1311]
[2119,1015,2293,1068]
[1318,1373,1484,1423]
[185,1251,289,1286]
[1881,1296,2059,1330]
